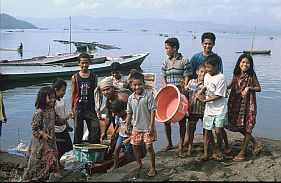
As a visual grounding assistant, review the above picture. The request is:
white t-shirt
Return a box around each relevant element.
[55,98,67,133]
[204,72,228,115]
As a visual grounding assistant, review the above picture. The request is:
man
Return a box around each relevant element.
[161,37,192,157]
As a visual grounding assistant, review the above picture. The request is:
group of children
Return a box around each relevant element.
[0,32,262,181]
[161,34,263,164]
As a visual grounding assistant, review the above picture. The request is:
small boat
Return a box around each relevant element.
[0,52,149,83]
[242,50,271,55]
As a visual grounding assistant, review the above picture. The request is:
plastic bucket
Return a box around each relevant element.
[155,84,189,123]
[73,143,108,163]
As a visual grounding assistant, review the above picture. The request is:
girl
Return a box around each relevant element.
[52,78,73,168]
[227,53,263,161]
[22,86,64,181]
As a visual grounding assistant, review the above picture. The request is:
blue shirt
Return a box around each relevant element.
[190,52,223,79]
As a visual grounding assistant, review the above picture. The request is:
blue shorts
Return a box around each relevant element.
[116,136,133,153]
[203,113,228,130]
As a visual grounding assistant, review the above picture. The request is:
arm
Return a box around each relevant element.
[197,94,222,103]
[69,75,76,117]
[31,111,50,140]
[148,110,156,135]
[111,124,120,139]
[242,74,261,96]
[162,77,167,88]
[101,107,112,140]
[227,76,233,90]
[125,112,133,133]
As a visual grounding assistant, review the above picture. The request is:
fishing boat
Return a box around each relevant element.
[0,52,149,83]
[242,50,271,55]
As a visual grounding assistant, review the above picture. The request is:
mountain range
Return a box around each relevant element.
[1,13,280,35]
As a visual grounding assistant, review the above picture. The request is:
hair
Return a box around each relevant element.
[129,72,145,83]
[110,62,121,72]
[165,37,180,50]
[197,63,205,71]
[233,53,255,76]
[78,53,91,63]
[52,78,67,90]
[110,100,126,114]
[201,32,216,43]
[35,86,55,110]
[205,54,220,68]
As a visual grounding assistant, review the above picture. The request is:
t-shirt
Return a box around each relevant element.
[204,72,228,115]
[127,89,157,132]
[186,79,205,114]
[190,52,223,79]
[54,98,66,133]
[115,117,132,137]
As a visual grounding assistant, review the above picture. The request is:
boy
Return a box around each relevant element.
[125,72,157,177]
[110,62,129,90]
[161,37,192,157]
[108,100,134,172]
[196,54,228,162]
[69,53,101,144]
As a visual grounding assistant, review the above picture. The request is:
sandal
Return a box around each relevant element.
[233,156,245,162]
[252,145,264,156]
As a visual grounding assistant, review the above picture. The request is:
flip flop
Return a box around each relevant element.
[160,146,173,152]
[252,145,264,156]
[233,156,245,162]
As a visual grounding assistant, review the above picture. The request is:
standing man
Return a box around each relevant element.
[161,37,192,157]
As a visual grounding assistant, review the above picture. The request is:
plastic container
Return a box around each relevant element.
[155,84,189,123]
[73,143,108,163]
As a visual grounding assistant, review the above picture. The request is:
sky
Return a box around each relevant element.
[1,0,281,26]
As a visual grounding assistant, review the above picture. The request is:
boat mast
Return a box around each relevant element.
[69,16,72,54]
[250,26,256,55]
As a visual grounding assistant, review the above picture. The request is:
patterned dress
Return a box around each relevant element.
[22,108,62,181]
[227,73,257,133]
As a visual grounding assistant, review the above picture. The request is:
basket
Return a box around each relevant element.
[73,143,108,163]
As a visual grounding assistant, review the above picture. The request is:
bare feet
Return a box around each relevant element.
[196,154,208,162]
[160,145,173,152]
[186,150,192,157]
[128,165,143,173]
[107,166,116,173]
[147,168,156,177]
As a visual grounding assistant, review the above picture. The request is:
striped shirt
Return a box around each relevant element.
[186,79,205,114]
[162,53,192,86]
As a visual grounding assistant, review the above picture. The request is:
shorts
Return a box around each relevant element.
[130,130,157,145]
[203,113,228,130]
[116,136,133,153]
[187,114,203,124]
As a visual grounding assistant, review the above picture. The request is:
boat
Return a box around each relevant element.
[242,50,271,55]
[0,52,149,83]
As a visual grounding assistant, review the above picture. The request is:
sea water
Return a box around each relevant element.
[0,29,281,152]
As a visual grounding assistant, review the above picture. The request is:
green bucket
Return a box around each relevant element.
[73,143,108,163]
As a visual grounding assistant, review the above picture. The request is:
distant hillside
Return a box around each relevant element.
[0,13,37,29]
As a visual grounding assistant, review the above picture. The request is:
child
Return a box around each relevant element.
[185,64,206,157]
[70,53,101,144]
[110,62,129,90]
[108,100,133,172]
[196,54,228,162]
[22,86,64,181]
[52,78,73,168]
[0,91,7,137]
[125,72,157,177]
[227,53,263,161]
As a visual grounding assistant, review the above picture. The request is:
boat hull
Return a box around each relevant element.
[0,53,149,84]
[242,50,271,55]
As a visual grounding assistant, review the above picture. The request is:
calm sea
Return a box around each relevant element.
[0,28,281,152]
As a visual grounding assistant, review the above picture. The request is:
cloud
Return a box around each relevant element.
[71,2,99,12]
[118,0,174,9]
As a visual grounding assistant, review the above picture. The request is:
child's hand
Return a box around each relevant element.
[97,110,102,119]
[148,125,154,136]
[68,110,74,119]
[41,132,51,140]
[241,87,250,97]
[196,93,205,102]
[3,118,7,124]
[122,138,130,145]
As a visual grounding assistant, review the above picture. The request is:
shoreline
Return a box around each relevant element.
[1,131,281,182]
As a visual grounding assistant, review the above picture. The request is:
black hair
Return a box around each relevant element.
[35,86,55,110]
[78,53,91,63]
[165,37,180,50]
[110,62,121,72]
[129,72,145,83]
[52,78,67,90]
[201,32,216,43]
[205,54,220,68]
[197,63,205,71]
[233,53,255,76]
[110,100,126,113]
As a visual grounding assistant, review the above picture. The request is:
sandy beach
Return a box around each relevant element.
[1,131,281,182]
